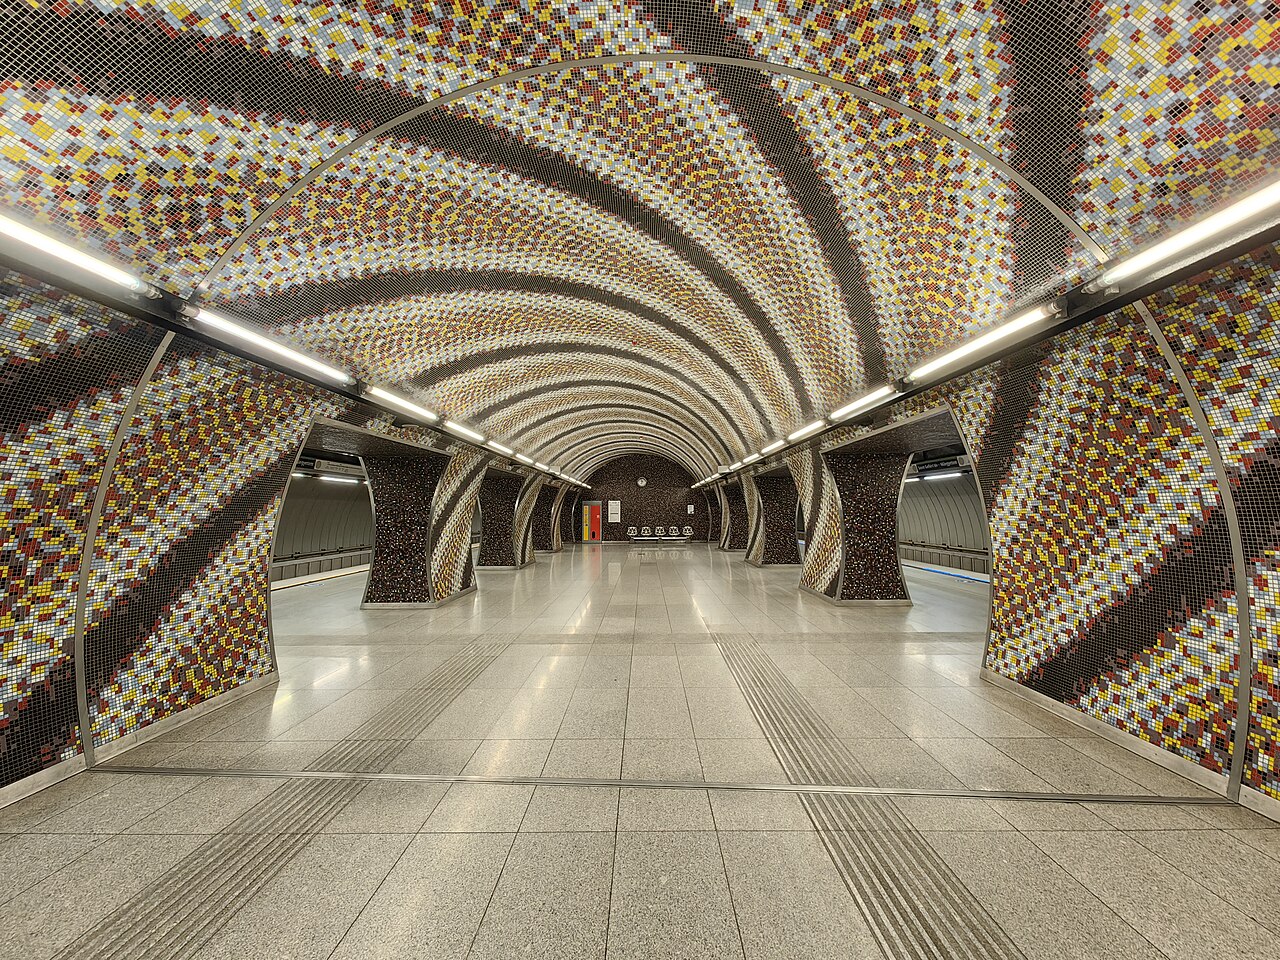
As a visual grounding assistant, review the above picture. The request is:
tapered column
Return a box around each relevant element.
[745,473,801,566]
[514,475,545,566]
[549,485,570,552]
[531,484,559,552]
[477,474,523,568]
[428,450,488,604]
[362,452,450,606]
[786,446,843,598]
[722,482,749,550]
[824,449,911,603]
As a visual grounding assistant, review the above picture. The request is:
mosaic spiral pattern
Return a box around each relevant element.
[430,450,488,602]
[786,446,842,597]
[514,475,545,567]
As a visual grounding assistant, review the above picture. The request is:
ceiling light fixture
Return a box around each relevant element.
[787,420,826,442]
[903,476,921,483]
[366,385,439,422]
[1098,180,1280,287]
[830,385,898,421]
[729,461,743,470]
[535,462,550,471]
[908,304,1057,384]
[760,440,786,455]
[742,453,760,464]
[190,308,354,385]
[922,471,964,481]
[444,420,485,443]
[515,454,534,465]
[486,440,513,455]
[319,474,361,484]
[0,213,159,297]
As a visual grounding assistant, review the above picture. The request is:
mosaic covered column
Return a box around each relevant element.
[705,487,721,544]
[746,474,802,566]
[361,453,449,606]
[429,450,488,605]
[560,490,579,546]
[715,485,731,548]
[740,473,765,562]
[787,446,843,598]
[549,484,570,552]
[514,475,545,567]
[722,482,749,550]
[824,450,911,603]
[477,474,523,568]
[531,484,559,552]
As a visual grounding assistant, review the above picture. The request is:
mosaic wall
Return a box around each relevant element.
[716,485,731,549]
[514,476,544,567]
[85,338,346,748]
[723,483,749,551]
[786,446,842,597]
[360,456,445,604]
[1147,243,1280,799]
[560,491,580,546]
[7,0,1270,481]
[581,454,707,541]
[747,474,802,566]
[477,474,522,568]
[0,272,163,786]
[705,486,722,546]
[973,312,1236,777]
[741,473,766,563]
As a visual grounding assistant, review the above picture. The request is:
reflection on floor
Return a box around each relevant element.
[3,544,1278,959]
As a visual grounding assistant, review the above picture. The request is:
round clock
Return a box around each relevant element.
[637,477,647,487]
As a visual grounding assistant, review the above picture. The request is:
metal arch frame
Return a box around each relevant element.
[501,399,736,463]
[72,331,175,768]
[532,417,723,473]
[464,354,752,451]
[415,339,760,443]
[1132,300,1254,801]
[569,440,706,479]
[201,54,1101,291]
[565,436,707,479]
[384,295,774,426]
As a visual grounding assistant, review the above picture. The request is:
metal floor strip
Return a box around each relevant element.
[98,764,1227,805]
[57,638,515,960]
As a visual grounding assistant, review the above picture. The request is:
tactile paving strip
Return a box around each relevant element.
[56,637,513,960]
[718,639,1024,960]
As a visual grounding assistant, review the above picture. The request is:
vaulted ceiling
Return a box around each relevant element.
[3,0,1272,475]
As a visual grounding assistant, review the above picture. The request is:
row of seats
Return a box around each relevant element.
[628,525,694,540]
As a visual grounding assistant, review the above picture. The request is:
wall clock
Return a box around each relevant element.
[637,477,647,487]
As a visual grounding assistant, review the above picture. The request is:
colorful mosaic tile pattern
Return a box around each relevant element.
[747,474,802,565]
[514,475,546,567]
[740,473,765,563]
[1149,243,1280,796]
[723,482,749,551]
[430,450,488,602]
[786,446,842,597]
[478,474,523,568]
[85,338,345,746]
[0,273,162,786]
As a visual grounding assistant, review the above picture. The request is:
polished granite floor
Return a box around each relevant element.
[2,544,1278,959]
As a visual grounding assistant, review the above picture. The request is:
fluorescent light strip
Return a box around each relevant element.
[909,304,1055,383]
[193,309,354,385]
[729,461,743,470]
[903,476,921,483]
[787,420,825,442]
[742,453,760,464]
[1102,180,1280,285]
[366,385,438,422]
[0,213,157,296]
[515,454,534,465]
[923,471,963,481]
[444,420,485,443]
[760,440,786,455]
[319,474,361,484]
[830,385,897,421]
[487,440,513,455]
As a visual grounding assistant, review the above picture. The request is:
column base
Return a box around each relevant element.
[745,558,802,568]
[799,584,911,605]
[361,584,478,608]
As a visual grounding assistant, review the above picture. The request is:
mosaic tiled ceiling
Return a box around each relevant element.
[2,0,1274,473]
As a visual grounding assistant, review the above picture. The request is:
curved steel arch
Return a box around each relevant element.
[413,341,755,438]
[469,369,749,451]
[202,54,1102,289]
[269,271,777,422]
[537,417,721,473]
[563,435,705,478]
[526,415,723,470]
[509,400,735,462]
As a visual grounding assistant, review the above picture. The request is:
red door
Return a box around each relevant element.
[585,503,601,541]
